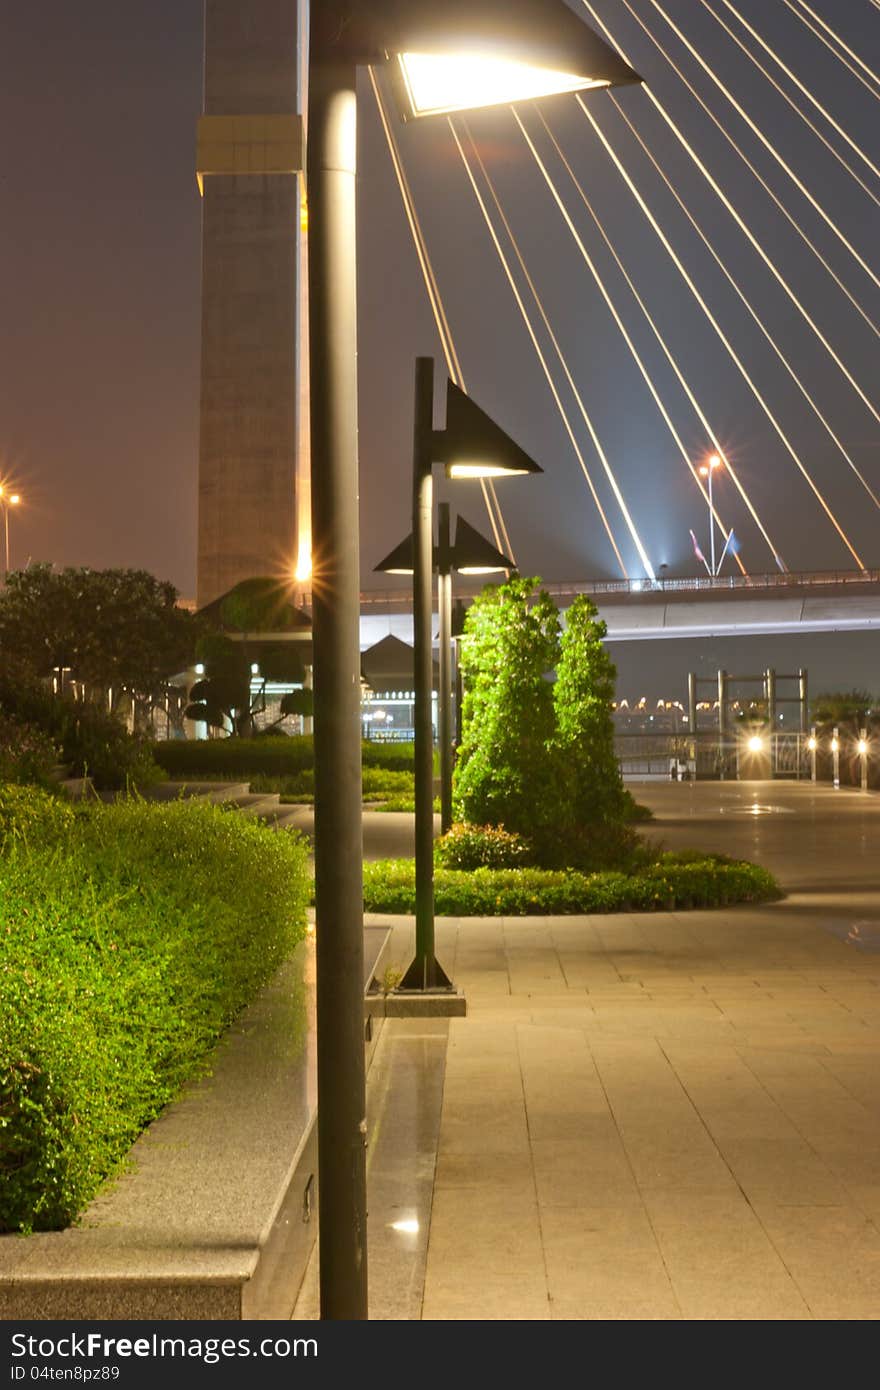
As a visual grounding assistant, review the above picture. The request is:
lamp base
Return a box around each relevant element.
[399,953,454,992]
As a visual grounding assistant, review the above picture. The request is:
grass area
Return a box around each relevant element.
[0,787,310,1235]
[361,851,781,916]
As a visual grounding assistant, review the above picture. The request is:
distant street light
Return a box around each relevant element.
[698,453,722,576]
[307,0,640,1320]
[0,487,22,581]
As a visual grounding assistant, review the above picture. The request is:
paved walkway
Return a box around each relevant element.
[295,781,880,1320]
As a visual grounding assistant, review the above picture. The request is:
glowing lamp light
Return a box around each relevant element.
[294,540,312,584]
[395,51,608,118]
[858,739,868,755]
[389,1217,420,1235]
[251,663,260,676]
[807,736,818,751]
[747,735,764,753]
[9,494,20,506]
[446,461,530,478]
[831,737,839,752]
[194,663,205,676]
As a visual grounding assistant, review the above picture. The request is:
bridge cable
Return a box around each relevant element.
[661,0,880,289]
[784,0,880,102]
[510,107,748,577]
[698,0,880,210]
[598,0,880,346]
[713,0,880,186]
[367,67,513,562]
[607,94,880,515]
[448,117,635,578]
[578,94,866,570]
[579,2,880,430]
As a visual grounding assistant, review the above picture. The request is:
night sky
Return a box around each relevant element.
[2,1,879,628]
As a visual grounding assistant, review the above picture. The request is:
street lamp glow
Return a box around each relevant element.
[831,737,839,752]
[807,736,818,751]
[747,735,764,753]
[446,461,531,478]
[395,51,608,118]
[858,738,868,755]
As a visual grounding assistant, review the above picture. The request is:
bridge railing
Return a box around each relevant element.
[550,568,880,599]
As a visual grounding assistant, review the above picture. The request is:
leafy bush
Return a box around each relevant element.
[361,853,781,916]
[0,715,60,787]
[530,819,648,873]
[434,823,533,870]
[453,577,562,840]
[0,789,310,1234]
[0,660,161,790]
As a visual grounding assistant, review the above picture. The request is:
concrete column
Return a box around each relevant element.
[197,1,302,608]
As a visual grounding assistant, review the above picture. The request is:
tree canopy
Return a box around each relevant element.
[0,564,199,710]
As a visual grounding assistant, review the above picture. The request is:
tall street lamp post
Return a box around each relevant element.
[0,487,22,581]
[379,359,540,995]
[698,453,722,576]
[307,0,640,1321]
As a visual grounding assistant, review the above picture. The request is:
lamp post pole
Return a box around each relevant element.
[707,462,716,577]
[307,56,368,1322]
[437,502,454,834]
[407,356,453,991]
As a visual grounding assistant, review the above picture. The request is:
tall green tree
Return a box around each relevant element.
[553,594,628,825]
[0,564,199,719]
[453,576,561,838]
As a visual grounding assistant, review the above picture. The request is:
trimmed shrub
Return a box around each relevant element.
[0,790,310,1234]
[434,823,532,870]
[153,735,416,780]
[361,853,781,916]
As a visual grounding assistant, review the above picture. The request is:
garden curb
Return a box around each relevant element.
[0,929,391,1321]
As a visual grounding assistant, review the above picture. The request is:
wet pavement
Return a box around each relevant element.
[293,780,880,1320]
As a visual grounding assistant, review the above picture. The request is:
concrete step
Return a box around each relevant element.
[222,791,283,818]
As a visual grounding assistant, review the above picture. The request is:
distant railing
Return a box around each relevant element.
[615,729,878,788]
[361,568,880,608]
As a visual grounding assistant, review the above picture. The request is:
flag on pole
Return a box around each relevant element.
[689,529,710,573]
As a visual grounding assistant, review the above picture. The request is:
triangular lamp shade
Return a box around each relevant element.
[312,0,641,120]
[442,380,544,479]
[452,516,514,573]
[374,534,415,575]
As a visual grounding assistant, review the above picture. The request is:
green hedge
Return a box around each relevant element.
[152,735,415,778]
[247,767,414,801]
[362,852,781,916]
[0,789,310,1234]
